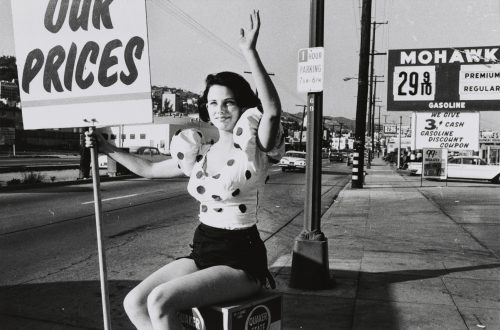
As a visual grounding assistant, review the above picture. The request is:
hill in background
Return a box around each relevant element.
[283,112,356,132]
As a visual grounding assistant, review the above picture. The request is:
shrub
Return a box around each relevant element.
[22,171,45,184]
[7,178,22,186]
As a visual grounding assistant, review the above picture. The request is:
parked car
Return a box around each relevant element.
[279,151,307,172]
[408,156,500,183]
[447,156,500,183]
[408,161,423,175]
[98,146,169,168]
[329,151,344,162]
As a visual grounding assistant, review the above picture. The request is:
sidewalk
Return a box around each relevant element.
[271,157,500,330]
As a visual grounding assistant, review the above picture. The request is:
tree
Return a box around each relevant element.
[161,98,173,116]
[0,56,18,81]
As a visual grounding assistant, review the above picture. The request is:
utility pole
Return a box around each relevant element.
[367,20,387,168]
[338,122,343,150]
[352,0,372,188]
[371,80,383,155]
[377,105,382,155]
[397,115,402,168]
[296,104,307,151]
[290,0,330,290]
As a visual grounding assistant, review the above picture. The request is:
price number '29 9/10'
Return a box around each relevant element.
[393,66,436,101]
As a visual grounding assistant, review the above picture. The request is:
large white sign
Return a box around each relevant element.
[11,0,152,129]
[297,47,324,93]
[415,111,479,150]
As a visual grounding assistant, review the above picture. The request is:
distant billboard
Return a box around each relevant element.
[387,46,500,111]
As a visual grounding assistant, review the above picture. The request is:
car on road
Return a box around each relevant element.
[447,156,500,183]
[329,151,344,162]
[98,146,169,168]
[278,151,306,172]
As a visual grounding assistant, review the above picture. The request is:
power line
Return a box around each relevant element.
[152,0,242,61]
[150,0,305,110]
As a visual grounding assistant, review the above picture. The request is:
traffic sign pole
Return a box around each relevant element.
[290,0,330,290]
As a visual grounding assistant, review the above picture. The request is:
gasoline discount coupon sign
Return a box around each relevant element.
[11,0,152,129]
[387,46,500,111]
[415,111,479,151]
[297,47,324,93]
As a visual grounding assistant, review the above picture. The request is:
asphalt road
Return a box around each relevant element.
[0,161,352,287]
[0,156,80,169]
[2,161,500,329]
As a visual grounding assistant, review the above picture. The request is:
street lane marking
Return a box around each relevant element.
[82,194,138,205]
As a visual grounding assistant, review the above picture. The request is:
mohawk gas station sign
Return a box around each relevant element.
[387,46,500,111]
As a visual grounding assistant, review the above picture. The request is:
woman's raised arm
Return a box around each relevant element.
[239,10,282,151]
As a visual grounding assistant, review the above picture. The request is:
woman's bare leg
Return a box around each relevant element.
[146,265,261,330]
[123,258,199,330]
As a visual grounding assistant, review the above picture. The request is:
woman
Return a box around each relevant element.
[87,10,284,330]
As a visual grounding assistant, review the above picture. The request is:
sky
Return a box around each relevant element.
[1,0,500,130]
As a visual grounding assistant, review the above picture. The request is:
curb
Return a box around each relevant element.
[0,173,137,191]
[0,165,80,173]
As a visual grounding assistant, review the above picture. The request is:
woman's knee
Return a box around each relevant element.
[146,284,180,320]
[123,287,148,318]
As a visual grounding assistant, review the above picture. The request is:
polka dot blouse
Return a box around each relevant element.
[170,108,285,230]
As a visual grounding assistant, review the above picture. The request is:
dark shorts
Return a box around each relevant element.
[183,223,275,288]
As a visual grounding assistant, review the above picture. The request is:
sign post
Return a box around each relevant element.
[89,125,112,330]
[290,0,330,290]
[11,1,153,329]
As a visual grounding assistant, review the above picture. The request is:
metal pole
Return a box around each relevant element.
[397,116,402,169]
[352,0,372,188]
[89,126,112,330]
[290,0,329,290]
[371,80,377,154]
[366,21,376,169]
[338,123,343,150]
[304,0,324,234]
[299,105,306,151]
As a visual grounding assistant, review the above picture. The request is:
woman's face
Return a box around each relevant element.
[206,85,241,132]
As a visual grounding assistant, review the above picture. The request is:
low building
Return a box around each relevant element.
[0,80,19,102]
[99,114,218,155]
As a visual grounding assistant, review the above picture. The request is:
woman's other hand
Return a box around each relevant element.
[239,10,260,52]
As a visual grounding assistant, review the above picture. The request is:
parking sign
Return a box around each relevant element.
[297,47,324,93]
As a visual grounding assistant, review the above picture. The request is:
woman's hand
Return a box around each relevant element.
[239,10,260,52]
[85,130,113,153]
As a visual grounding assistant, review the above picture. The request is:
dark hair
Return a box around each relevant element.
[198,71,261,122]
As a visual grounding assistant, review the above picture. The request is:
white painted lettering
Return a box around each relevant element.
[484,48,499,62]
[449,50,464,63]
[401,51,416,64]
